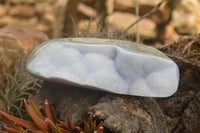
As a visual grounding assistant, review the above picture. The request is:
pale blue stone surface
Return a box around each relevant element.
[27,38,179,97]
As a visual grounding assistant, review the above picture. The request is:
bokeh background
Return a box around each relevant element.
[0,0,199,44]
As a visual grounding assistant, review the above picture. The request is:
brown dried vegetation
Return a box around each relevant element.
[0,96,104,133]
[0,57,42,118]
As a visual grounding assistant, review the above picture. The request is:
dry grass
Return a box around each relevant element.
[0,56,42,119]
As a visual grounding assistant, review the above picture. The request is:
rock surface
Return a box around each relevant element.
[156,89,200,133]
[156,90,196,132]
[9,5,36,18]
[33,82,200,133]
[33,81,104,125]
[106,12,156,39]
[182,91,200,133]
[89,95,168,133]
[33,81,169,133]
[0,0,55,37]
[0,24,49,74]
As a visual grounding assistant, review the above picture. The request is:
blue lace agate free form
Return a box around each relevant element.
[27,38,179,97]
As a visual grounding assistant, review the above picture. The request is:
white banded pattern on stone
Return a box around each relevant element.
[26,38,179,97]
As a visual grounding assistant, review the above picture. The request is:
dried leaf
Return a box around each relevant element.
[97,126,104,133]
[83,122,89,133]
[44,100,53,122]
[45,118,61,133]
[87,115,93,131]
[29,96,44,120]
[57,120,69,130]
[24,99,48,131]
[1,115,24,132]
[51,106,58,123]
[0,110,37,129]
[4,126,23,133]
[0,130,8,133]
[66,115,75,130]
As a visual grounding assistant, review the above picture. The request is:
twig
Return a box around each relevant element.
[182,40,195,54]
[123,0,168,34]
[166,54,191,64]
[136,0,140,43]
[77,3,97,18]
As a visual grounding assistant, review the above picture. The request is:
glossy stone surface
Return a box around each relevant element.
[27,38,179,97]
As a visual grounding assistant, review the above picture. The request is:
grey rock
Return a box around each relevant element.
[89,94,168,133]
[33,81,104,124]
[156,90,196,117]
[156,89,199,133]
[33,81,170,133]
[182,91,200,133]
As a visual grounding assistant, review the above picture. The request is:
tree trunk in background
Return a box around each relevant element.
[63,0,80,37]
[95,0,107,23]
[53,0,69,38]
